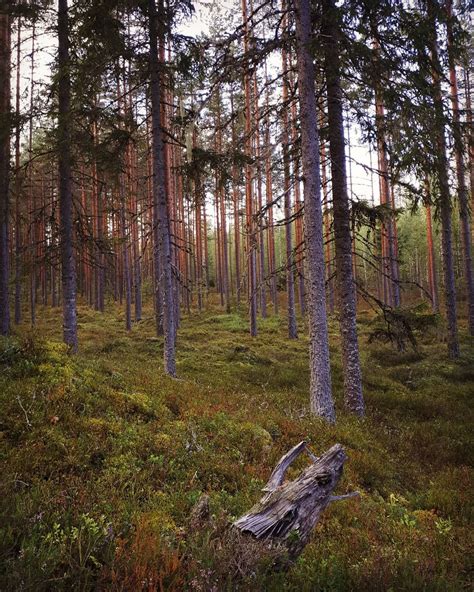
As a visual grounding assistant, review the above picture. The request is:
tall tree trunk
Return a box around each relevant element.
[215,179,223,302]
[446,0,474,335]
[322,0,364,416]
[282,12,298,339]
[195,176,203,311]
[219,177,230,314]
[124,76,142,322]
[0,7,10,336]
[319,106,335,314]
[14,16,21,325]
[230,90,242,306]
[119,185,132,331]
[146,107,163,333]
[28,24,36,325]
[148,0,176,375]
[345,110,359,306]
[372,38,400,308]
[242,0,258,336]
[294,0,335,422]
[263,70,278,314]
[252,64,267,319]
[289,52,306,315]
[427,0,459,358]
[464,68,474,218]
[58,0,78,351]
[116,71,133,332]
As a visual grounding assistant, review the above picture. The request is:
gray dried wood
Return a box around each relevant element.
[234,442,357,557]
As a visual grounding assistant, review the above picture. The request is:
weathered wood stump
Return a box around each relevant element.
[234,441,358,558]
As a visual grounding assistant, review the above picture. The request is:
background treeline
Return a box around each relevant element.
[0,0,473,420]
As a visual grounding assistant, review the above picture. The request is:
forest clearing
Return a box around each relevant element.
[0,0,473,589]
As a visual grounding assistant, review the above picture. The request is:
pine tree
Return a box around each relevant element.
[148,0,177,375]
[58,0,78,351]
[446,0,474,335]
[0,5,10,336]
[322,0,364,416]
[426,0,459,358]
[294,0,335,422]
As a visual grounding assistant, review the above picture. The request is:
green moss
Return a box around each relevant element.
[0,302,472,590]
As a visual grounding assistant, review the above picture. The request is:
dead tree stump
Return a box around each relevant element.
[234,441,358,558]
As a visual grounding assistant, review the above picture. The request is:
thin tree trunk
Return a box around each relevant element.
[464,68,474,218]
[252,64,267,319]
[242,0,258,336]
[203,190,210,298]
[0,7,9,335]
[294,0,335,422]
[446,0,474,335]
[29,25,37,325]
[322,0,364,416]
[319,106,335,314]
[116,72,132,332]
[218,162,230,315]
[282,11,298,339]
[427,0,459,358]
[263,69,278,314]
[58,0,78,351]
[230,90,242,306]
[215,180,223,302]
[195,177,203,311]
[289,52,306,315]
[372,38,400,308]
[120,185,132,331]
[345,110,359,307]
[14,17,21,325]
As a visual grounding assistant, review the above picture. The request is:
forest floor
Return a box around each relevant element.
[1,298,473,591]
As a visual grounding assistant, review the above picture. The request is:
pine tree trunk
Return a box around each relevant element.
[29,24,38,325]
[290,55,306,316]
[58,0,78,351]
[464,68,474,218]
[148,0,176,375]
[446,0,474,335]
[319,107,335,314]
[252,67,267,319]
[215,181,223,302]
[93,151,100,309]
[97,175,105,312]
[0,8,10,336]
[14,17,21,325]
[242,0,258,336]
[231,90,242,306]
[116,108,132,334]
[195,176,203,311]
[146,107,163,333]
[428,0,459,358]
[281,16,298,339]
[322,0,364,416]
[263,73,278,314]
[294,0,335,422]
[372,37,400,308]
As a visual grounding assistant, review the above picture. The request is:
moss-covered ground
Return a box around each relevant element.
[1,299,472,590]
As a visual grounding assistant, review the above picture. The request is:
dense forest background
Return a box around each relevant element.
[0,0,473,590]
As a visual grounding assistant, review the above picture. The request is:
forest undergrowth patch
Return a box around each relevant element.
[0,302,472,591]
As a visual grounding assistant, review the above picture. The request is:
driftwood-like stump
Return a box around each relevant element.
[234,441,357,558]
